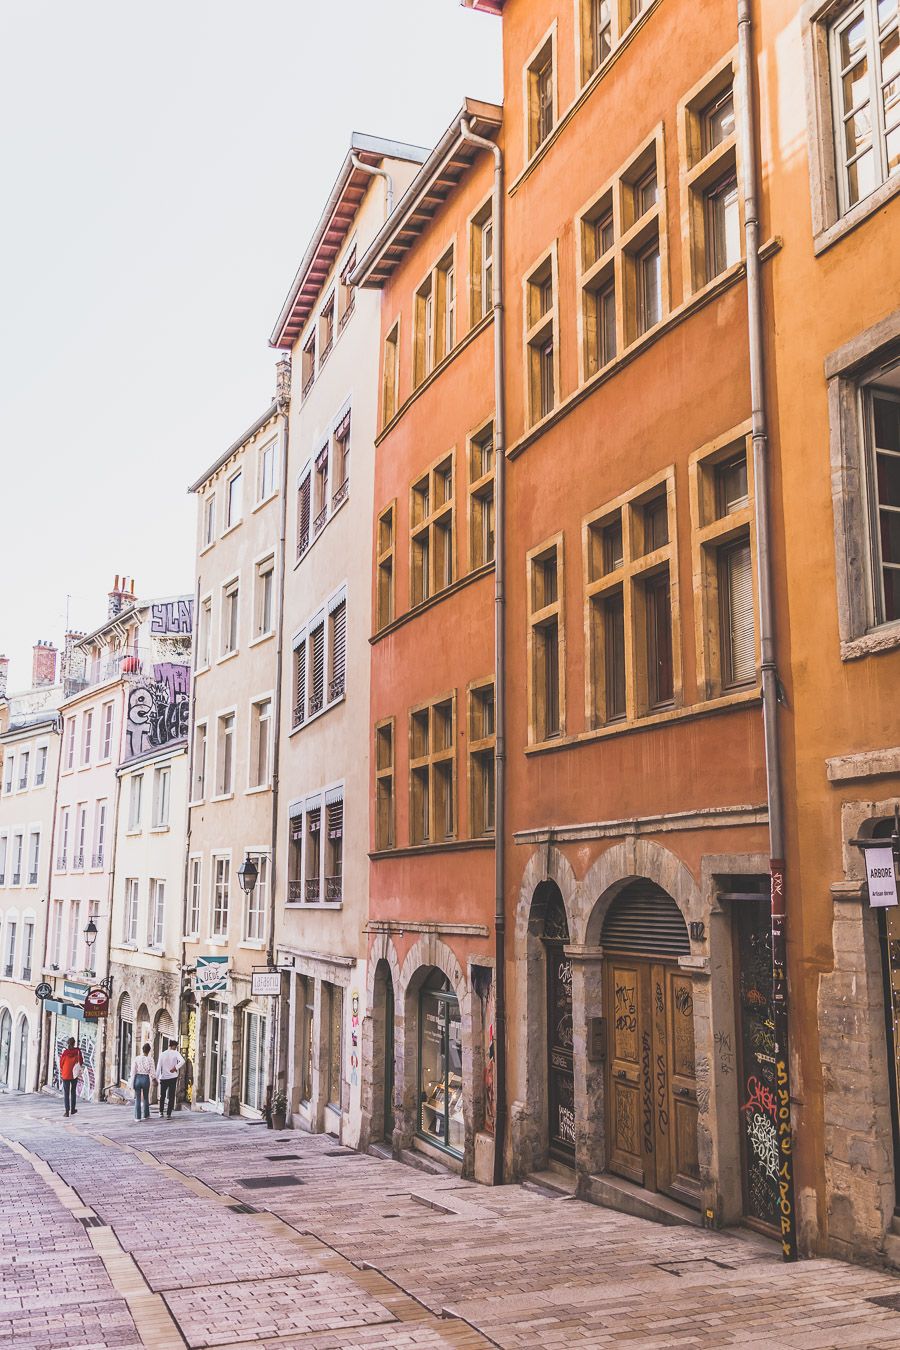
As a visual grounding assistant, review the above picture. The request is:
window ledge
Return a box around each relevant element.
[284,901,343,911]
[217,650,240,666]
[248,631,274,649]
[189,797,205,808]
[221,520,242,539]
[210,793,235,804]
[814,174,900,257]
[119,943,138,952]
[125,828,142,837]
[370,562,494,644]
[840,621,900,663]
[369,837,495,860]
[150,825,170,834]
[207,936,228,947]
[244,784,271,796]
[199,540,216,558]
[238,940,267,950]
[194,664,210,678]
[524,686,763,756]
[252,489,280,515]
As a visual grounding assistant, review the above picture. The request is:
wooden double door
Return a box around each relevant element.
[606,957,700,1207]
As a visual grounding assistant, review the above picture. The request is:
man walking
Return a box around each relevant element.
[156,1039,185,1119]
[59,1037,83,1117]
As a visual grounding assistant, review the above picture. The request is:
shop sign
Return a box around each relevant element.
[83,987,111,1020]
[865,846,898,908]
[63,980,90,1002]
[196,955,229,993]
[251,969,282,997]
[34,981,53,1000]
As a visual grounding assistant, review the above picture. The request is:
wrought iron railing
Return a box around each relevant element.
[332,478,349,510]
[288,880,303,903]
[292,704,305,728]
[73,852,84,870]
[92,853,104,869]
[328,675,345,700]
[11,872,20,886]
[313,505,328,535]
[302,371,315,399]
[308,693,323,717]
[55,854,66,870]
[27,871,37,885]
[339,297,355,330]
[296,530,310,560]
[325,876,342,903]
[304,878,320,902]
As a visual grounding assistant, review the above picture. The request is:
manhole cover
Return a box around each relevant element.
[78,1216,106,1229]
[237,1175,303,1189]
[869,1294,900,1312]
[229,1203,260,1214]
[265,1154,301,1161]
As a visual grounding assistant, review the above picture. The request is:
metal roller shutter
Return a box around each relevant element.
[600,879,690,957]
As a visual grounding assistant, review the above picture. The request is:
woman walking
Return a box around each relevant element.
[59,1037,83,1117]
[130,1042,156,1121]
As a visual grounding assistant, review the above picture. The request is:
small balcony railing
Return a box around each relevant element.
[0,874,4,886]
[288,880,303,902]
[325,876,342,903]
[73,852,84,871]
[328,675,345,700]
[302,371,315,399]
[22,965,31,982]
[296,530,310,560]
[56,854,66,870]
[338,297,355,331]
[308,694,324,718]
[92,852,104,869]
[332,478,349,511]
[304,878,320,903]
[319,336,333,367]
[17,777,27,791]
[27,871,37,885]
[11,872,20,886]
[3,963,13,978]
[313,505,328,535]
[292,704,305,729]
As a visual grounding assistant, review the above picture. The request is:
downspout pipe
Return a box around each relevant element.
[265,360,292,1124]
[459,117,506,1187]
[737,0,798,1260]
[350,153,394,218]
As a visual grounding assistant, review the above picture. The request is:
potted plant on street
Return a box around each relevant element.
[271,1090,288,1131]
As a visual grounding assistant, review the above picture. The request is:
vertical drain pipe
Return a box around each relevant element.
[460,117,506,1186]
[737,0,798,1260]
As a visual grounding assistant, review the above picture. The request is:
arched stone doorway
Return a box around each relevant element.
[538,882,575,1165]
[599,879,700,1208]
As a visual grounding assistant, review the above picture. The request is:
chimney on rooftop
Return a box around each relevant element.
[0,656,8,700]
[32,640,58,687]
[108,574,136,619]
[62,631,87,689]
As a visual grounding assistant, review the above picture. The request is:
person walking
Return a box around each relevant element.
[155,1039,185,1119]
[59,1037,83,1117]
[130,1043,156,1122]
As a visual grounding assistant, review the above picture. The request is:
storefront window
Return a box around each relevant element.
[118,1018,134,1085]
[418,970,463,1156]
[206,999,227,1103]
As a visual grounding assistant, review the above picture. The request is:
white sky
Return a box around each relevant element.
[0,1,501,692]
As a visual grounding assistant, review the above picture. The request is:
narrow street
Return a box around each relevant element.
[1,1096,899,1350]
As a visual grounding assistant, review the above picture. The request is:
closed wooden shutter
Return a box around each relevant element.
[308,807,321,833]
[335,411,351,443]
[721,540,755,687]
[293,644,306,725]
[601,879,690,957]
[310,623,325,713]
[298,474,311,553]
[327,800,344,839]
[330,600,346,698]
[120,995,134,1024]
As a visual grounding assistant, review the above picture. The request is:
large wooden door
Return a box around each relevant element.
[606,959,699,1206]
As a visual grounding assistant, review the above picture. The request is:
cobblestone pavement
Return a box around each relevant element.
[3,1095,900,1349]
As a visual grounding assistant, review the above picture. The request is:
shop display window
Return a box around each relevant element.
[418,970,463,1156]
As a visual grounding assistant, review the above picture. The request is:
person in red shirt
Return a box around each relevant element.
[59,1038,83,1117]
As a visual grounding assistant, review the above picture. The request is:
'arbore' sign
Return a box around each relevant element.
[865,846,898,908]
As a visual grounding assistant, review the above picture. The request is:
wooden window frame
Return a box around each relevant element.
[467,419,496,570]
[467,678,496,837]
[301,328,317,399]
[575,127,668,385]
[221,577,240,657]
[678,55,743,297]
[318,291,336,367]
[523,244,560,427]
[583,468,682,726]
[413,245,457,388]
[338,242,357,329]
[383,320,400,426]
[409,450,456,607]
[524,25,558,161]
[689,423,758,698]
[468,194,494,326]
[374,717,395,851]
[408,693,457,846]
[527,533,566,745]
[375,500,396,630]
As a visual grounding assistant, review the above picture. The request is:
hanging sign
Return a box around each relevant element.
[196,955,229,993]
[251,969,282,997]
[83,988,111,1020]
[865,846,898,908]
[63,980,90,1001]
[34,982,53,1001]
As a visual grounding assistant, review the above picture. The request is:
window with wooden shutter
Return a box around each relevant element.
[333,412,350,510]
[326,793,343,902]
[329,598,346,700]
[305,807,321,901]
[719,539,755,687]
[309,622,325,716]
[297,473,311,559]
[293,641,306,727]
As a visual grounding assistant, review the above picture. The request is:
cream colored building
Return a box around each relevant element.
[0,648,63,1094]
[184,390,287,1116]
[269,135,427,1144]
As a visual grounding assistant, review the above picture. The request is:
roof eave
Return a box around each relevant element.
[187,402,279,494]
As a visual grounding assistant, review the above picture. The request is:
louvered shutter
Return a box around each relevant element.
[310,623,325,713]
[244,1013,260,1110]
[298,475,311,554]
[327,800,344,839]
[724,541,755,685]
[308,807,321,833]
[120,994,134,1023]
[600,879,690,957]
[330,600,346,698]
[335,411,351,443]
[293,644,306,725]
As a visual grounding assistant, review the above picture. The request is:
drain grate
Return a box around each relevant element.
[265,1154,301,1161]
[228,1202,260,1215]
[78,1216,106,1229]
[869,1294,900,1312]
[237,1174,303,1189]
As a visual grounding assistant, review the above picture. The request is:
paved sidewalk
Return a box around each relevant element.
[2,1094,900,1349]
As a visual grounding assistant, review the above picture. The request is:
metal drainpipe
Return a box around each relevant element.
[265,365,292,1125]
[175,572,201,1105]
[459,117,507,1187]
[350,153,394,218]
[737,0,798,1260]
[34,710,62,1091]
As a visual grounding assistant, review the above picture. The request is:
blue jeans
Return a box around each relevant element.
[62,1079,78,1114]
[133,1074,150,1119]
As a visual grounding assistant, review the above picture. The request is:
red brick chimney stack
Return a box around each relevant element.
[32,640,58,687]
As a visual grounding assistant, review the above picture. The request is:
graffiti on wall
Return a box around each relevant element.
[151,599,193,635]
[125,661,190,760]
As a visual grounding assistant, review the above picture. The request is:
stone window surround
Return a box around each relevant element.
[825,306,900,659]
[802,0,900,255]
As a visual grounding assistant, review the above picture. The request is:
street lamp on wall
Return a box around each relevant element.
[237,855,258,896]
[83,917,98,949]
